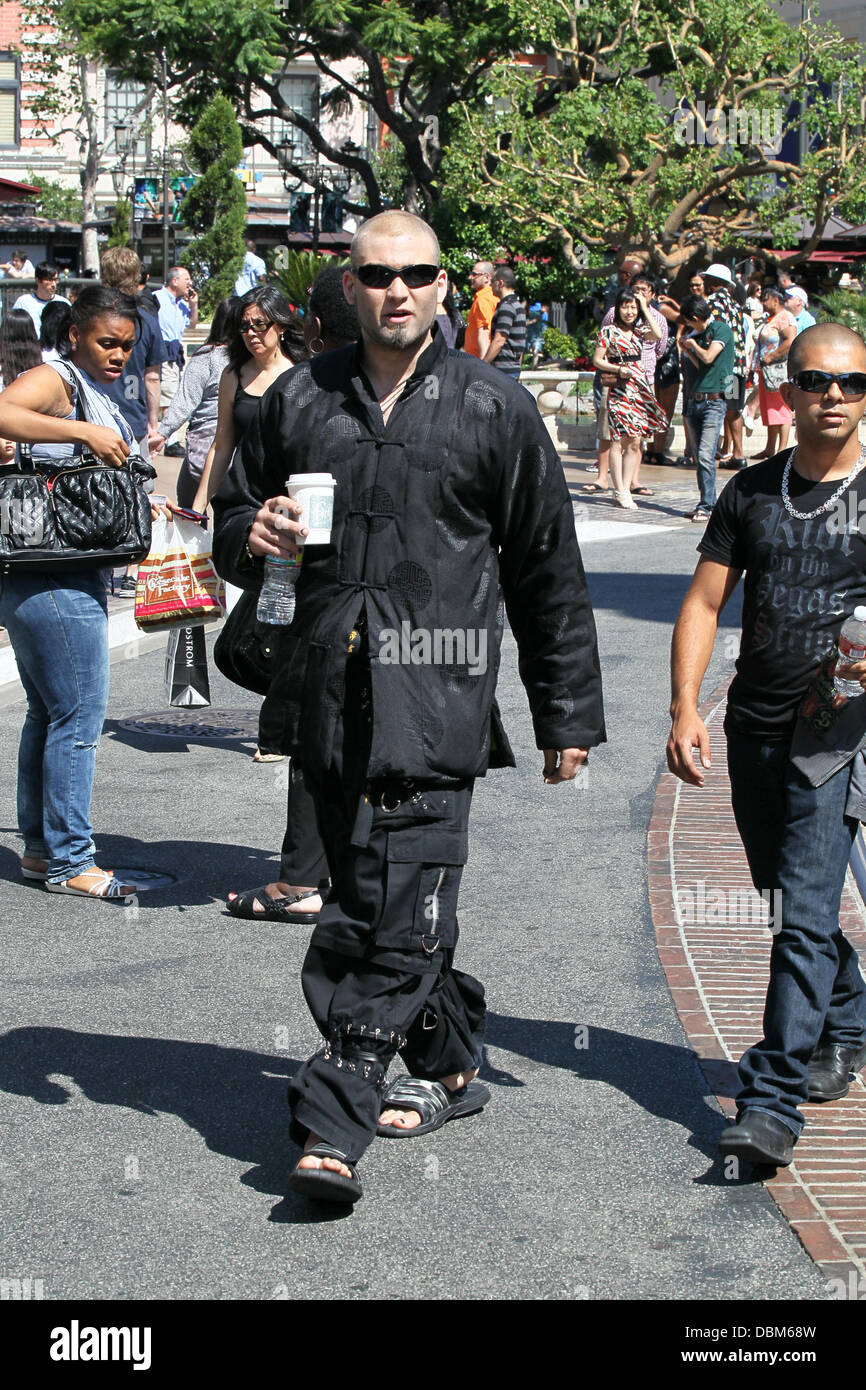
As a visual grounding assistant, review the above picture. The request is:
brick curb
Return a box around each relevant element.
[649,678,866,1291]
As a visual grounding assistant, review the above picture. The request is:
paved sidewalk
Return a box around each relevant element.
[649,679,866,1291]
[0,524,835,1301]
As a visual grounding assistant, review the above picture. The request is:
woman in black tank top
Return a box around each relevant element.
[193,286,303,513]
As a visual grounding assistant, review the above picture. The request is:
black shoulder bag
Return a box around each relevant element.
[0,401,156,576]
[213,587,292,695]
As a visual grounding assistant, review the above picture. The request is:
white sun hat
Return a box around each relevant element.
[703,263,735,285]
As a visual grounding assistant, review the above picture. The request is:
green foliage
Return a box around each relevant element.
[59,0,866,268]
[541,326,582,363]
[24,168,83,222]
[270,249,335,307]
[179,96,247,314]
[815,290,866,338]
[441,0,866,280]
[107,198,132,247]
[60,0,553,213]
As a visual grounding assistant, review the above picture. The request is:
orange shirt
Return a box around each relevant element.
[464,285,498,357]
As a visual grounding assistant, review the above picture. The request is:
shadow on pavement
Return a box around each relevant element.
[0,1025,354,1222]
[584,569,743,628]
[0,837,289,910]
[101,718,258,757]
[0,1012,735,1216]
[485,1012,728,1174]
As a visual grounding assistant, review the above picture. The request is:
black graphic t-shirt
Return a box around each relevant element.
[698,450,866,737]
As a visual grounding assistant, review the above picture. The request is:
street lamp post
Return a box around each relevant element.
[161,49,170,280]
[280,142,351,254]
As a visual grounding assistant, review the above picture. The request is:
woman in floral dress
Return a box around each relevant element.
[593,289,670,507]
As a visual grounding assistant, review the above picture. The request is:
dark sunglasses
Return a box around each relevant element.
[789,370,866,397]
[240,319,274,335]
[354,263,440,289]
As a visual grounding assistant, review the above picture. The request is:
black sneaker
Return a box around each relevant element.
[162,442,185,458]
[118,576,137,597]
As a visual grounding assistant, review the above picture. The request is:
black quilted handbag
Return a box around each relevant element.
[0,446,156,574]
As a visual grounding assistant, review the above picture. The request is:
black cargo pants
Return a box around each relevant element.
[287,640,486,1164]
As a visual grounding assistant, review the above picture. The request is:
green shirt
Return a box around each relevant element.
[693,318,734,394]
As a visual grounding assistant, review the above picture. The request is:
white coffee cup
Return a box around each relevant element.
[286,473,336,545]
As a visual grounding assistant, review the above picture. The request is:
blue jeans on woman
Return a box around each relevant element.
[0,571,110,882]
[726,731,866,1135]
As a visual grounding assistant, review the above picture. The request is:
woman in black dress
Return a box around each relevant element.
[192,286,300,512]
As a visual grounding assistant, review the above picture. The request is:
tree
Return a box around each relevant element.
[443,0,866,285]
[60,0,552,216]
[107,198,132,248]
[179,96,247,313]
[24,167,83,223]
[15,0,104,270]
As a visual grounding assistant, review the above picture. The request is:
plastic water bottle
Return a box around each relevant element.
[834,606,866,698]
[257,553,302,625]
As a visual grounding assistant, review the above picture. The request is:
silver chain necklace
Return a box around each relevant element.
[781,444,866,520]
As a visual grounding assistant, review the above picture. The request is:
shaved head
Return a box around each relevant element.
[350,212,440,269]
[788,321,866,377]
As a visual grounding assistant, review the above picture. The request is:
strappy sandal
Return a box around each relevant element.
[580,482,608,494]
[45,869,135,904]
[226,884,320,924]
[377,1076,491,1138]
[287,1143,362,1203]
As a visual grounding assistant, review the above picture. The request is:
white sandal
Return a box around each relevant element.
[45,869,135,903]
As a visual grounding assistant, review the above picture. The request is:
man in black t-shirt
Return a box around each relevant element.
[667,322,866,1166]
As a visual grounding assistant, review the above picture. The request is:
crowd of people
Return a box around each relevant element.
[1,219,865,1202]
[580,258,825,522]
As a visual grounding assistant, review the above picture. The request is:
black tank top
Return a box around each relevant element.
[232,379,262,440]
[233,366,293,440]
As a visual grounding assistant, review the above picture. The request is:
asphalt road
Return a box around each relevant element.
[0,521,832,1302]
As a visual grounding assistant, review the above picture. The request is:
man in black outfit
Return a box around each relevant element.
[667,322,866,1166]
[213,211,605,1202]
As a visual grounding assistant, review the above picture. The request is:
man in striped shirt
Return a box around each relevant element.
[484,267,526,379]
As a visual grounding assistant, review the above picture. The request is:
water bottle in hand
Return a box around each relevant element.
[257,553,302,625]
[834,606,866,698]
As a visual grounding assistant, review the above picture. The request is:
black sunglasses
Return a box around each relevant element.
[354,263,440,289]
[240,319,274,335]
[789,370,866,397]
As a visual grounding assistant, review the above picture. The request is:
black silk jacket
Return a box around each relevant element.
[212,328,606,779]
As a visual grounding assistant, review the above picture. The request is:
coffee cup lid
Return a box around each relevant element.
[287,473,335,487]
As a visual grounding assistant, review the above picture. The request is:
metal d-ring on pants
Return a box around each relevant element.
[287,650,486,1164]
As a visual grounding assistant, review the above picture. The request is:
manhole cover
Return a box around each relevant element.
[117,710,259,740]
[110,868,179,892]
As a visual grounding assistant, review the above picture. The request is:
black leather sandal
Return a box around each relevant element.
[226,884,320,924]
[288,1144,362,1203]
[377,1076,490,1137]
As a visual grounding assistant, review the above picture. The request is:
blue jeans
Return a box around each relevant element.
[0,571,110,881]
[685,397,726,512]
[726,732,866,1134]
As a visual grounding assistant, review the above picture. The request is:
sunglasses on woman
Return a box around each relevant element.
[354,263,440,289]
[240,319,274,335]
[789,370,866,397]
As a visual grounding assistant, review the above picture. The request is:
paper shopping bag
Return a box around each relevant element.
[135,514,225,632]
[164,625,211,707]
